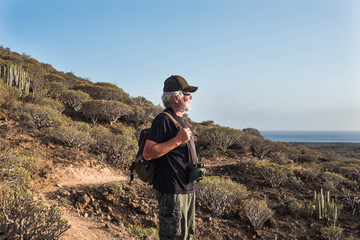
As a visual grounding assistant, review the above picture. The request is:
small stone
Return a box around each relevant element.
[105,223,112,229]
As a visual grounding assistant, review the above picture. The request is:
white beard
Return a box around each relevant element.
[179,98,191,112]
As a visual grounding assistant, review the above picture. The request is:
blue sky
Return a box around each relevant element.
[1,0,359,131]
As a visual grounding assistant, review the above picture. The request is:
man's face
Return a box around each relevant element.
[179,93,192,112]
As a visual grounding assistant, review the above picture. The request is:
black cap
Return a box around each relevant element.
[163,75,198,93]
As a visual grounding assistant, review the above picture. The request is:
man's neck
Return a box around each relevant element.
[171,106,185,117]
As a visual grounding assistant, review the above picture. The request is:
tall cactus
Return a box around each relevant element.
[314,189,340,224]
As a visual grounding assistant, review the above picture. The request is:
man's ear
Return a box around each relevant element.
[173,95,180,104]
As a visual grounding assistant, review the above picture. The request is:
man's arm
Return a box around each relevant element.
[143,128,191,160]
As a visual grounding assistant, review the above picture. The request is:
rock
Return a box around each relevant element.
[105,194,116,203]
[265,217,277,228]
[105,223,112,229]
[76,192,90,210]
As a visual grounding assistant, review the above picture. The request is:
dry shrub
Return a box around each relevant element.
[243,198,274,230]
[301,163,322,180]
[269,152,292,165]
[50,125,94,149]
[198,126,243,153]
[338,165,359,179]
[91,126,137,168]
[341,190,360,215]
[250,137,273,159]
[237,158,262,174]
[255,162,294,188]
[197,176,249,216]
[322,161,342,172]
[320,225,343,240]
[295,146,322,163]
[0,186,70,240]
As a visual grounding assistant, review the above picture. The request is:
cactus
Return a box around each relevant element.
[314,189,341,224]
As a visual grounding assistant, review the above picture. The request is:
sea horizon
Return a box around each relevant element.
[260,130,360,143]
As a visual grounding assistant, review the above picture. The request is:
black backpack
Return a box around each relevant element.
[129,112,181,185]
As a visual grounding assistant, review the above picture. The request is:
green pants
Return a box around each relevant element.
[156,191,196,240]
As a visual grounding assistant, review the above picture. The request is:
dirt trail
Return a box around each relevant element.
[32,164,133,240]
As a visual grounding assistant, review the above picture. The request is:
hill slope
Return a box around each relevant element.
[1,47,360,239]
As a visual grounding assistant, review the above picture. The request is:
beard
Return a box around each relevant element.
[179,98,191,112]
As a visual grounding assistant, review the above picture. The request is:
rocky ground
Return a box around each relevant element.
[1,108,360,239]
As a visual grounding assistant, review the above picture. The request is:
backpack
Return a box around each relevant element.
[129,112,181,185]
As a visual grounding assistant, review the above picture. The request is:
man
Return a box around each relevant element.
[142,75,198,240]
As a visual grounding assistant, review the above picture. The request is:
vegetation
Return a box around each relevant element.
[0,186,70,240]
[243,198,274,230]
[255,162,294,188]
[198,126,243,153]
[320,225,343,240]
[1,46,360,239]
[197,176,249,216]
[125,224,158,240]
[288,199,314,219]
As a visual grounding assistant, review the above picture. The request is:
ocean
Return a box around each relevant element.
[261,131,360,143]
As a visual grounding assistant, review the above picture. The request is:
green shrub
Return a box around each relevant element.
[0,186,70,239]
[74,83,132,103]
[128,100,163,127]
[82,100,131,124]
[0,150,42,187]
[288,199,314,218]
[320,225,343,240]
[0,84,21,109]
[255,162,294,188]
[38,98,65,112]
[323,171,347,188]
[238,158,262,174]
[105,182,125,198]
[60,89,90,111]
[19,103,62,129]
[243,198,274,230]
[125,224,158,239]
[242,128,263,138]
[47,82,66,99]
[197,176,249,216]
[198,126,243,153]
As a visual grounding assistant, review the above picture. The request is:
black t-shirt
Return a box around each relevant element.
[147,108,196,194]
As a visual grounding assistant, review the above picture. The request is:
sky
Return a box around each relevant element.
[1,0,359,131]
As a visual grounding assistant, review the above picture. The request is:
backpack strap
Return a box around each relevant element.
[162,112,182,130]
[162,112,197,167]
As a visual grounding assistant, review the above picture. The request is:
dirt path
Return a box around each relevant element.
[32,164,134,240]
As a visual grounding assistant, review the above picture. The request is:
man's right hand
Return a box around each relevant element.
[176,128,191,144]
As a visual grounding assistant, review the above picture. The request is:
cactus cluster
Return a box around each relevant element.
[313,189,340,224]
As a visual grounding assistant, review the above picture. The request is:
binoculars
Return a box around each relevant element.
[188,163,206,183]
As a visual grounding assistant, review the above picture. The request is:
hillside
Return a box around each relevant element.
[1,46,360,240]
